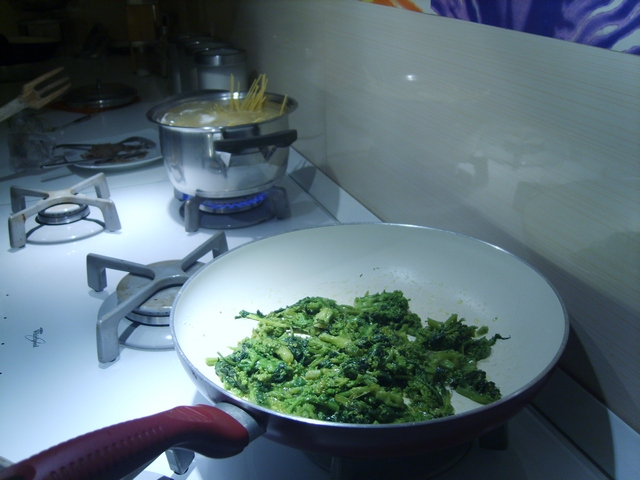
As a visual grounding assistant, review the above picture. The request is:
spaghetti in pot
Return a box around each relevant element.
[160,74,289,128]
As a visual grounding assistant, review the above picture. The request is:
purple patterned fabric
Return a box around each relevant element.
[430,0,640,55]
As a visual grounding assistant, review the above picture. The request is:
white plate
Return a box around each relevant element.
[64,130,162,171]
[68,152,162,171]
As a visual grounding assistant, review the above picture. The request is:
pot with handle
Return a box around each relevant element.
[146,90,298,199]
[0,224,568,480]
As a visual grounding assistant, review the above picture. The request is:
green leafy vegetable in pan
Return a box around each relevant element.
[208,290,506,424]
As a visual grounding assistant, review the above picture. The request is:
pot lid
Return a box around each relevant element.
[183,40,228,56]
[63,80,138,110]
[194,47,246,67]
[172,33,212,48]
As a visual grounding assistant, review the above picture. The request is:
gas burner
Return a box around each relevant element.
[87,232,228,364]
[36,203,92,225]
[115,260,203,326]
[199,192,267,215]
[175,186,291,232]
[8,173,121,248]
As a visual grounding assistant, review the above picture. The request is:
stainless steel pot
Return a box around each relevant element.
[0,225,568,480]
[146,90,298,199]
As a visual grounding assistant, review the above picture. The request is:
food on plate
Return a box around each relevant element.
[208,290,506,424]
[160,73,288,128]
[80,142,148,163]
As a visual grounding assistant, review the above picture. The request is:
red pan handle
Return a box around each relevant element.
[0,404,251,480]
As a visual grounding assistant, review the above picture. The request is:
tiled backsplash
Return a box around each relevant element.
[230,0,640,438]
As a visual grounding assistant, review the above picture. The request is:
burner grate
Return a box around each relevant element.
[87,232,228,364]
[8,173,121,248]
[306,442,471,480]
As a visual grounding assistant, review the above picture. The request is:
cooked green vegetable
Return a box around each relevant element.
[209,290,506,424]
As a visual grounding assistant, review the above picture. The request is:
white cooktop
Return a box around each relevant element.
[0,82,609,479]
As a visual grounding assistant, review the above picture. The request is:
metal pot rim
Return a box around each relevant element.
[146,89,298,131]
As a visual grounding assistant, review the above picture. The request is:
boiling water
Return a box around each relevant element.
[160,100,283,128]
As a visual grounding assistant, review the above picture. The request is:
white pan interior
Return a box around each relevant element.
[172,224,568,417]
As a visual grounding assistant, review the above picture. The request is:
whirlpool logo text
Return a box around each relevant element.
[25,327,45,348]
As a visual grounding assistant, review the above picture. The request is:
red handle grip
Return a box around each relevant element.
[0,404,250,480]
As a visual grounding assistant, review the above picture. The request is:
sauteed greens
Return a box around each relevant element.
[207,291,506,424]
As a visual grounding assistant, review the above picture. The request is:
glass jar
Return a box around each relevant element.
[179,38,228,92]
[195,47,247,92]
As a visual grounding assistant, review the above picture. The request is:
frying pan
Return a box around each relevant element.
[0,224,568,480]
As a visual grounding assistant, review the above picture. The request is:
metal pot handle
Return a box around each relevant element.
[214,129,297,155]
[0,405,255,480]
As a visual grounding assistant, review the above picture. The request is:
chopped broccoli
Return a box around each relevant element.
[450,369,502,405]
[418,314,508,362]
[213,290,506,424]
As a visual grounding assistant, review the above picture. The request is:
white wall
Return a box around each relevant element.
[231,0,640,434]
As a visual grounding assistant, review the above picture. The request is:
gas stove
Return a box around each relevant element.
[0,152,608,480]
[0,77,610,479]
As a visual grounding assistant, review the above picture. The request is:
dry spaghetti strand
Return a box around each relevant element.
[225,74,286,115]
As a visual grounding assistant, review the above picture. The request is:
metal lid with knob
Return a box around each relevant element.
[63,80,138,110]
[195,47,247,91]
[194,47,246,67]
